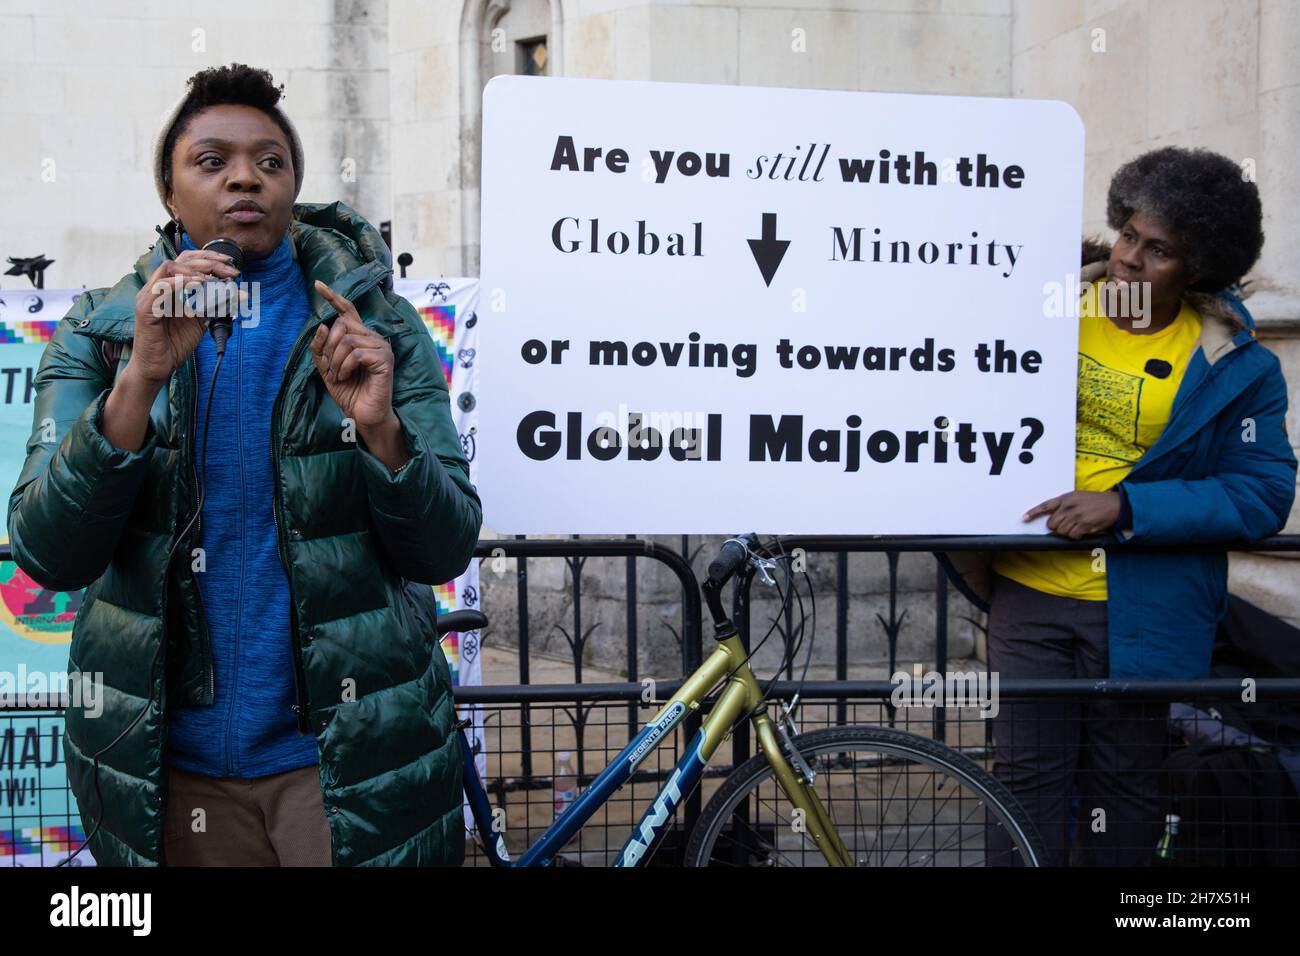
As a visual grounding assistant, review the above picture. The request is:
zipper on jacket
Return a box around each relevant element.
[272,266,391,736]
[186,357,215,705]
[272,345,309,736]
[154,224,179,260]
[189,358,201,542]
[272,506,308,735]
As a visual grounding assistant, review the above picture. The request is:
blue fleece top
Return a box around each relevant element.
[164,232,320,778]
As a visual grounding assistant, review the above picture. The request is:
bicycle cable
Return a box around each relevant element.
[721,536,819,733]
[707,535,809,716]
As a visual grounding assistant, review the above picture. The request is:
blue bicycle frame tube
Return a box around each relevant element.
[460,726,512,867]
[461,642,756,867]
[512,700,690,866]
[612,729,709,867]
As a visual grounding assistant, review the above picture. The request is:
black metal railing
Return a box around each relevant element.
[452,680,1300,866]
[1,535,1296,866]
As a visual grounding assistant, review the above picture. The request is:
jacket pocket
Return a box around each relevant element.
[67,577,103,671]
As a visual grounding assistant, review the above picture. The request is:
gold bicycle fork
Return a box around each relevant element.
[664,635,856,867]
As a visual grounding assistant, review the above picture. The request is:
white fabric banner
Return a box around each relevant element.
[393,278,487,830]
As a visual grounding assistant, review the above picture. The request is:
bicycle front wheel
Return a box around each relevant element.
[685,726,1045,867]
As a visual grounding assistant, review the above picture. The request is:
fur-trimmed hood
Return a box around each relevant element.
[1079,237,1256,366]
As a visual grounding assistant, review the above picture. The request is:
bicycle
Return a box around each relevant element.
[440,534,1045,867]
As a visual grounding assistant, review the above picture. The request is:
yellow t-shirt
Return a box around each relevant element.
[992,279,1203,600]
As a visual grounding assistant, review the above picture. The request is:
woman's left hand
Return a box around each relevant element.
[1023,490,1121,539]
[310,280,396,431]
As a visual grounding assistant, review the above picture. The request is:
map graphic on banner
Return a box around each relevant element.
[0,278,484,863]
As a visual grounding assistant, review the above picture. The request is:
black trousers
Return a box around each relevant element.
[985,574,1168,866]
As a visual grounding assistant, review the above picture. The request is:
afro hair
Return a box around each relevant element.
[1106,146,1264,294]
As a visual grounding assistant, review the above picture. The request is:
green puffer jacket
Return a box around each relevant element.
[7,201,480,866]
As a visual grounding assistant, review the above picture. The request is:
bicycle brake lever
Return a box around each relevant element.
[753,556,778,586]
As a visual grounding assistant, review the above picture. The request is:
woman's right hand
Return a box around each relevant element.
[127,250,241,387]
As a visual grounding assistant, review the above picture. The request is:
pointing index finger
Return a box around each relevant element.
[315,279,361,324]
[1023,495,1064,521]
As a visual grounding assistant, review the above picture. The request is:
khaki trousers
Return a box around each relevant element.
[162,763,333,866]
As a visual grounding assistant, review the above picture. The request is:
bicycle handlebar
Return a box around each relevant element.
[706,532,758,588]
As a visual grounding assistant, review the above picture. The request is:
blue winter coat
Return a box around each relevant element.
[944,262,1296,680]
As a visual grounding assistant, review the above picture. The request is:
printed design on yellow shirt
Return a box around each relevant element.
[1076,352,1144,465]
[993,285,1202,602]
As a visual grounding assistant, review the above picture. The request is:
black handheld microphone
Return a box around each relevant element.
[200,237,244,356]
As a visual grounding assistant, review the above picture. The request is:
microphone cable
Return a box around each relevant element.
[57,344,225,866]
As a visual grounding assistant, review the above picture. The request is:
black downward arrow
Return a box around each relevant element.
[747,212,790,287]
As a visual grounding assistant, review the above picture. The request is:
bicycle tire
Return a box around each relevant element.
[685,725,1046,867]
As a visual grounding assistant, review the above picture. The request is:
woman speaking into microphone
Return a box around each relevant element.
[7,63,481,866]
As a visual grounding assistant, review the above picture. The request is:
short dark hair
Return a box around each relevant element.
[161,63,295,194]
[1106,146,1264,294]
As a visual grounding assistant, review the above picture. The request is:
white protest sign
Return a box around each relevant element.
[478,75,1084,534]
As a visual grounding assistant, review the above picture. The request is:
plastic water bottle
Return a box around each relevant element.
[1155,813,1180,862]
[553,752,577,818]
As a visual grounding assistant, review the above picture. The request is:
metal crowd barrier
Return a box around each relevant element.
[0,535,1296,866]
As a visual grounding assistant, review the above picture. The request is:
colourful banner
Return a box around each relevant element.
[395,279,487,828]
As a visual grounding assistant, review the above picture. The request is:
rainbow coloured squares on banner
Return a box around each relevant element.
[0,320,58,344]
[0,824,85,856]
[416,304,456,387]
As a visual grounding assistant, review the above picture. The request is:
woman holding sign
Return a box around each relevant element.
[945,146,1296,866]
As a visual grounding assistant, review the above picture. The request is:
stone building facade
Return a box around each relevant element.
[2,0,1295,675]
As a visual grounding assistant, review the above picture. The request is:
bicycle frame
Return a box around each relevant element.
[461,633,855,867]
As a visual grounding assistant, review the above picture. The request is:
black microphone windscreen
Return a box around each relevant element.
[202,237,244,273]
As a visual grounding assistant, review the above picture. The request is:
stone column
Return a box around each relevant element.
[1228,0,1300,628]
